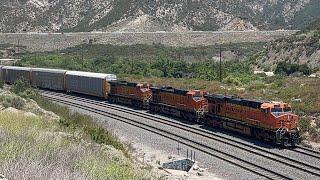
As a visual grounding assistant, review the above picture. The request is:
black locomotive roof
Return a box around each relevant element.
[205,94,233,102]
[151,86,188,95]
[110,80,137,87]
[174,88,189,95]
[205,94,264,108]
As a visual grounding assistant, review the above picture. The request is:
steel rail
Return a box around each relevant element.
[42,93,291,180]
[41,90,320,177]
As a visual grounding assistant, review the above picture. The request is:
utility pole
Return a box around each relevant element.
[34,53,37,66]
[17,39,20,60]
[64,53,67,68]
[131,52,134,74]
[219,46,222,83]
[81,44,84,71]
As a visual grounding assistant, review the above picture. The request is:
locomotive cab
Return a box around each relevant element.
[261,102,300,145]
[186,90,208,119]
[136,83,152,103]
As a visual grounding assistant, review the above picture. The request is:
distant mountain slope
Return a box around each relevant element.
[254,19,320,70]
[0,0,319,32]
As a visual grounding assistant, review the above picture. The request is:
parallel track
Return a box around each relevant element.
[292,146,320,159]
[41,90,320,179]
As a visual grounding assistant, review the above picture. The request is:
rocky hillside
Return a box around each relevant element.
[0,0,319,32]
[254,19,320,70]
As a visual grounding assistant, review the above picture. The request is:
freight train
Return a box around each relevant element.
[0,66,300,146]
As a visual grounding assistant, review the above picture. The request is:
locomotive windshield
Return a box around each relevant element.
[271,107,282,116]
[193,91,202,101]
[284,107,292,112]
[271,107,292,116]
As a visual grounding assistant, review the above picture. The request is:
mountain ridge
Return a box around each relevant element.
[0,0,319,33]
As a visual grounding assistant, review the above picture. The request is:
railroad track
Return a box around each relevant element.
[41,90,320,179]
[41,91,320,160]
[291,146,320,159]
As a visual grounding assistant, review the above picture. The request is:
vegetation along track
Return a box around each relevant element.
[40,90,320,179]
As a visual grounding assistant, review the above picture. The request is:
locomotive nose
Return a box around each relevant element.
[284,114,299,130]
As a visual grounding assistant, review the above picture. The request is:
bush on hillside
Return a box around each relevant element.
[275,62,312,76]
[0,95,25,109]
[0,79,4,89]
[11,79,38,100]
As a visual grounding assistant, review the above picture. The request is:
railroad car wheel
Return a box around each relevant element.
[181,112,195,122]
[109,97,116,103]
[253,129,263,140]
[149,105,155,112]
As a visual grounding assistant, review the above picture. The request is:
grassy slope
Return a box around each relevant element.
[0,87,149,179]
[0,112,147,179]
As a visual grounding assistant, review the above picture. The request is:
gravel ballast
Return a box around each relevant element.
[46,92,320,179]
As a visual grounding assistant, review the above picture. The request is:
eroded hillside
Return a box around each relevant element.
[255,19,320,70]
[0,0,319,32]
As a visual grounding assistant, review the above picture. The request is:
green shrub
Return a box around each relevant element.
[248,81,266,91]
[0,78,4,88]
[264,75,284,88]
[275,62,312,75]
[299,117,311,133]
[223,76,242,86]
[0,95,25,109]
[36,98,127,155]
[11,79,39,100]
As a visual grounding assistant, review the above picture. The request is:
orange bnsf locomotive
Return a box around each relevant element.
[108,81,152,109]
[205,94,300,146]
[149,87,208,121]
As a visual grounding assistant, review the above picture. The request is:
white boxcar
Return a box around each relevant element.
[31,68,67,91]
[1,66,31,84]
[65,71,117,98]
